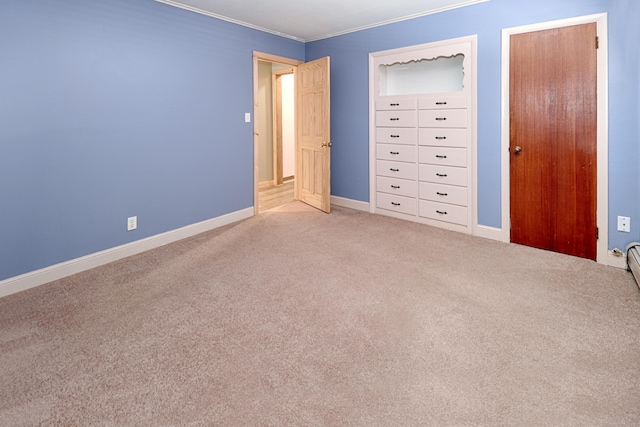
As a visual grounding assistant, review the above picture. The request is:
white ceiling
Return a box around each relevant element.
[156,0,488,42]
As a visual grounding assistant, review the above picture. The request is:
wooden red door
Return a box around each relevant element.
[510,23,597,260]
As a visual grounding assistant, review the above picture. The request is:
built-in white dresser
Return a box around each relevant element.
[375,98,418,216]
[370,36,476,234]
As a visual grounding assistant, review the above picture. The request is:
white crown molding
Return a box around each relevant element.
[154,0,305,42]
[304,0,490,42]
[155,0,489,43]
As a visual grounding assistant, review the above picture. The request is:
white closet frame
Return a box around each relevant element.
[368,35,478,235]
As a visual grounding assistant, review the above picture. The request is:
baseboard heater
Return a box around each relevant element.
[627,242,640,290]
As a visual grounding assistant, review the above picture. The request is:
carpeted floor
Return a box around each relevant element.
[1,202,639,426]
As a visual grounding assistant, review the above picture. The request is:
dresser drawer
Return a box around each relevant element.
[377,98,417,111]
[377,127,418,145]
[377,176,418,198]
[418,109,467,128]
[418,95,468,110]
[418,128,468,147]
[377,192,417,216]
[419,146,467,167]
[419,200,468,226]
[376,110,418,128]
[377,144,417,163]
[419,164,467,187]
[419,182,468,206]
[377,160,418,180]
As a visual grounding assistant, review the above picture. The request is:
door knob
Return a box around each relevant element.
[513,145,522,154]
[321,142,332,148]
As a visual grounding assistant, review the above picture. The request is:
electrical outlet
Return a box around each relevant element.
[127,216,137,231]
[617,216,630,233]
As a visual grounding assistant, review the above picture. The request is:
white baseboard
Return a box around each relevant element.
[474,225,506,242]
[473,226,629,269]
[607,251,627,269]
[331,195,370,212]
[0,207,254,298]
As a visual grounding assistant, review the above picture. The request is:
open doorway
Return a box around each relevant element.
[253,52,332,214]
[257,63,295,211]
[253,52,302,213]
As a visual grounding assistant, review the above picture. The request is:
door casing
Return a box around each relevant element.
[500,13,609,264]
[273,70,294,186]
[252,52,303,214]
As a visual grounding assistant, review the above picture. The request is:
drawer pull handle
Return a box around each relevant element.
[391,185,401,189]
[435,136,447,140]
[390,168,400,172]
[391,202,401,206]
[390,151,400,155]
[436,192,448,196]
[436,173,448,177]
[435,155,447,159]
[390,118,400,121]
[436,102,447,105]
[435,117,447,121]
[390,135,400,138]
[390,103,400,106]
[436,210,448,215]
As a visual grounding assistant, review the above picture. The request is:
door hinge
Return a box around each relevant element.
[596,227,599,240]
[596,36,599,49]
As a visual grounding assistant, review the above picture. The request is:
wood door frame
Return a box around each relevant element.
[272,69,294,186]
[500,13,609,264]
[252,51,302,215]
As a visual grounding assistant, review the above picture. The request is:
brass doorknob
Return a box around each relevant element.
[321,142,332,148]
[514,145,522,154]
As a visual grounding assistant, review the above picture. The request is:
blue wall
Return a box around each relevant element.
[306,0,640,252]
[0,0,304,280]
[608,0,640,251]
[1,0,638,281]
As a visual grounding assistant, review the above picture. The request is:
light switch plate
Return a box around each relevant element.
[127,216,137,231]
[245,113,251,123]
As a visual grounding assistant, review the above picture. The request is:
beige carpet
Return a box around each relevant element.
[1,202,639,426]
